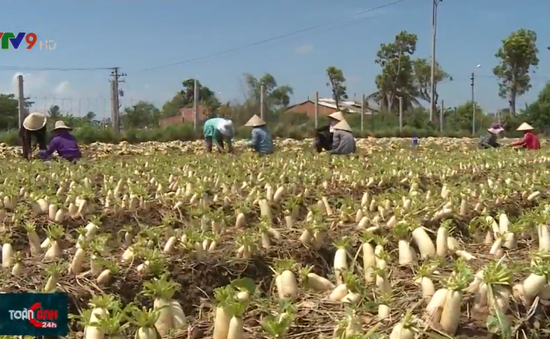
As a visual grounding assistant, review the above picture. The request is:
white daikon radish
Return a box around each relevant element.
[333,238,349,285]
[412,226,435,259]
[439,289,462,335]
[1,241,13,268]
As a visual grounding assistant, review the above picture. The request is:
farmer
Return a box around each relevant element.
[38,121,82,163]
[19,112,48,160]
[478,124,505,149]
[203,117,234,153]
[508,122,541,150]
[315,111,345,153]
[331,119,356,155]
[244,114,274,155]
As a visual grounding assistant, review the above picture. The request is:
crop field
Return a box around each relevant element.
[1,137,550,339]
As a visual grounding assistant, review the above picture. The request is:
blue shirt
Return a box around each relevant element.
[248,126,274,155]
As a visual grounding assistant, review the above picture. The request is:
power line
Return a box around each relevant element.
[136,0,411,73]
[0,66,114,71]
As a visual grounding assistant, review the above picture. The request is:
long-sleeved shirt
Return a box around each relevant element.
[314,125,333,152]
[331,129,356,155]
[478,132,500,149]
[19,126,47,160]
[248,126,273,155]
[510,132,541,150]
[203,118,233,147]
[39,130,82,161]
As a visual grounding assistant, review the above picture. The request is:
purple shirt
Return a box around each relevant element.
[39,130,82,160]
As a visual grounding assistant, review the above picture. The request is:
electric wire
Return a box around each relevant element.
[0,66,114,71]
[136,0,412,73]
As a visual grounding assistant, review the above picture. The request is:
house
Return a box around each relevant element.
[285,98,377,118]
[158,105,210,127]
[159,115,183,128]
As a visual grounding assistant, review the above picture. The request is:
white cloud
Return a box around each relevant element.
[1,72,78,98]
[294,44,314,54]
[53,81,78,97]
[3,72,48,95]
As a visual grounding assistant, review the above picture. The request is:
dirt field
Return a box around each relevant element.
[0,138,548,338]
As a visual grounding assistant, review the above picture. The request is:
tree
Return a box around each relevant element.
[522,81,550,132]
[453,101,494,133]
[326,66,348,109]
[161,92,186,118]
[160,79,222,119]
[48,105,62,120]
[243,73,293,108]
[412,58,451,114]
[0,94,34,130]
[181,79,221,113]
[121,101,160,129]
[454,101,479,132]
[368,31,421,112]
[0,94,21,129]
[84,112,96,122]
[492,29,539,115]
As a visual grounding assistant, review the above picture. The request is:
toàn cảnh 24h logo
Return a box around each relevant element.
[0,292,68,336]
[0,32,56,50]
[9,302,59,328]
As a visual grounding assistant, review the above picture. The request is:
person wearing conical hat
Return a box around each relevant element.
[19,112,48,160]
[330,119,356,155]
[315,111,345,153]
[244,115,273,155]
[508,122,540,150]
[38,121,82,163]
[478,124,505,149]
[203,117,234,153]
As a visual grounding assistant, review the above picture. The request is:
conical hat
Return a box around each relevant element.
[51,121,72,131]
[517,122,534,131]
[333,119,352,132]
[328,111,344,121]
[244,114,266,127]
[22,112,47,131]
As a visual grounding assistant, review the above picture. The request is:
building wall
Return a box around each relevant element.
[159,115,183,128]
[286,101,338,118]
[158,106,209,127]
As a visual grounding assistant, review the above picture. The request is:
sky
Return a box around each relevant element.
[1,0,550,120]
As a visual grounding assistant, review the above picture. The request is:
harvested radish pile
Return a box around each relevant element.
[0,137,478,159]
[1,145,550,339]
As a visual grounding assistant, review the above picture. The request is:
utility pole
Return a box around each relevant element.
[398,96,403,132]
[193,79,199,131]
[360,94,365,133]
[471,72,475,135]
[429,0,441,122]
[314,91,319,129]
[110,67,125,134]
[17,75,26,128]
[440,99,444,132]
[260,83,265,121]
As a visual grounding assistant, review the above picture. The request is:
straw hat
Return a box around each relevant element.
[22,112,47,131]
[51,121,72,131]
[487,126,504,134]
[333,119,352,132]
[216,119,234,137]
[517,122,534,131]
[328,111,344,121]
[244,115,266,127]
